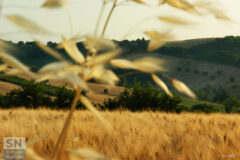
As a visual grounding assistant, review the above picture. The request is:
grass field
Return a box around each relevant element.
[180,97,225,112]
[0,108,239,160]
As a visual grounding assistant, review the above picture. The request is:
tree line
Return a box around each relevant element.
[0,77,239,113]
[2,35,240,70]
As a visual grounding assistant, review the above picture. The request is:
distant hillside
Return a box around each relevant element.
[112,52,240,97]
[166,37,217,47]
[1,36,240,99]
[1,35,240,69]
[157,36,240,67]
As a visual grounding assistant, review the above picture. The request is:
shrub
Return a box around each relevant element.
[191,104,218,113]
[2,80,53,108]
[210,75,215,80]
[223,97,240,113]
[185,68,190,73]
[194,69,199,74]
[229,77,235,83]
[104,88,109,94]
[195,89,212,101]
[98,81,183,112]
[216,70,223,75]
[232,85,237,89]
[0,81,85,110]
[53,86,84,110]
[176,67,182,72]
[81,89,87,96]
[213,87,230,103]
[202,71,208,76]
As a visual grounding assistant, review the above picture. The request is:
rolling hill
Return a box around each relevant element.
[166,37,217,47]
[1,36,240,100]
[121,52,240,96]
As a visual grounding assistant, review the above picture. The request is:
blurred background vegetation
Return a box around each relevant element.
[1,35,240,113]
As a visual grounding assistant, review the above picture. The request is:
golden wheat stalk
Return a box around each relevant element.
[101,0,118,38]
[50,87,82,160]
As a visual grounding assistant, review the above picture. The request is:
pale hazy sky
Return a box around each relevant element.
[1,0,240,43]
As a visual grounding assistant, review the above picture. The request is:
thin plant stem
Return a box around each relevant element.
[50,87,82,160]
[101,0,118,38]
[94,1,105,36]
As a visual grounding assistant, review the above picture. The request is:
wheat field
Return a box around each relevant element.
[0,0,236,159]
[0,108,239,160]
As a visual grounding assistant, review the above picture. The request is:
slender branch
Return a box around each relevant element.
[50,87,82,160]
[94,1,105,36]
[66,6,74,37]
[101,0,118,38]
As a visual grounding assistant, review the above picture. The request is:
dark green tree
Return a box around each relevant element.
[223,97,240,113]
[99,80,182,112]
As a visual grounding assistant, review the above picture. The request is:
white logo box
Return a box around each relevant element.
[3,138,26,150]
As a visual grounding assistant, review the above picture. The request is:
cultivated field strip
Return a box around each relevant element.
[0,81,20,95]
[0,77,124,104]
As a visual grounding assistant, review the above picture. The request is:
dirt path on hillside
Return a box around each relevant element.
[0,77,124,104]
